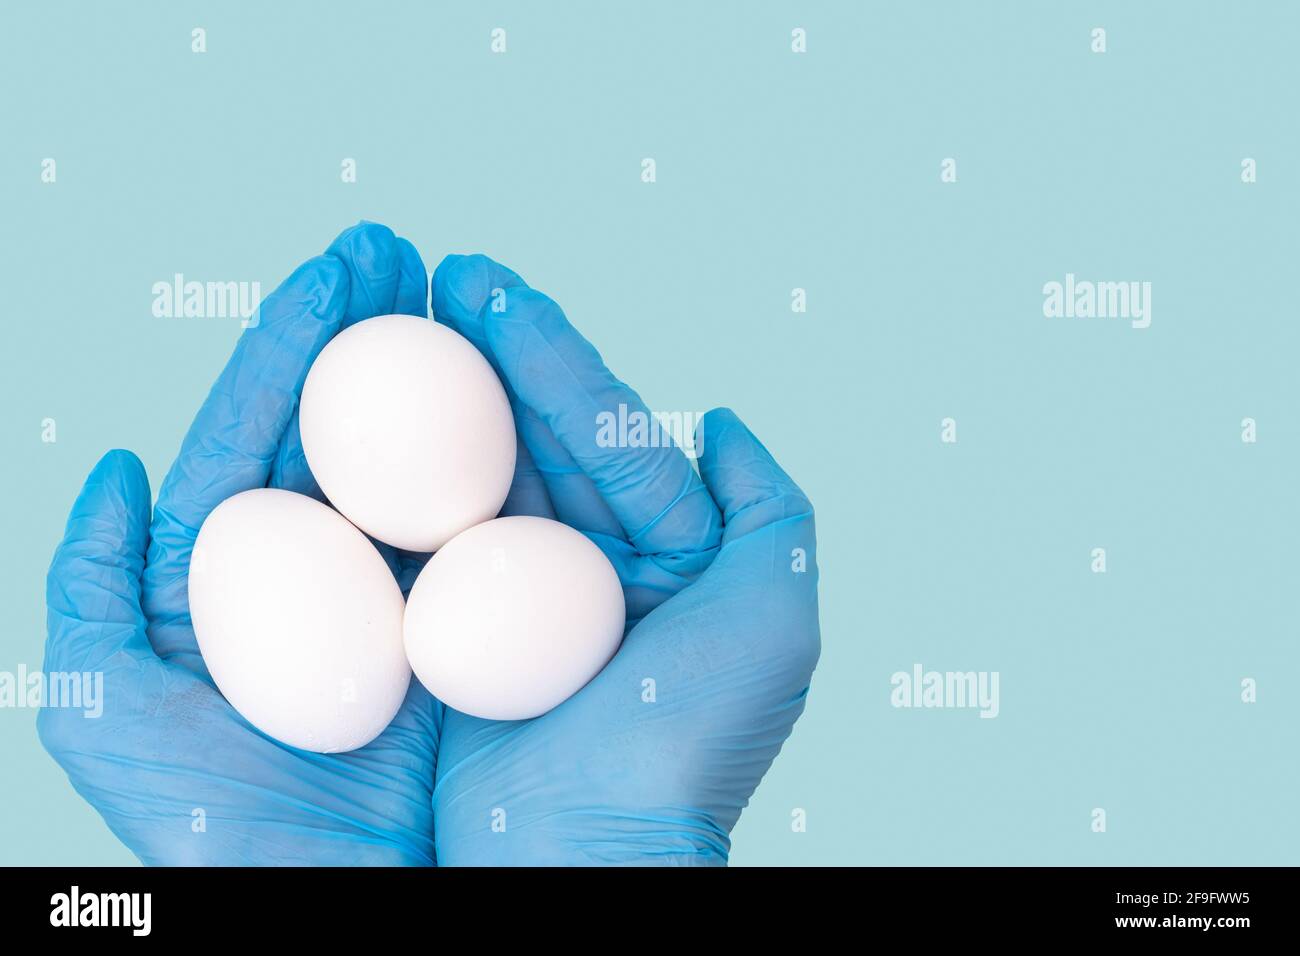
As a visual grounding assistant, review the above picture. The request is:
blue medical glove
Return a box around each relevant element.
[40,223,441,866]
[429,255,821,865]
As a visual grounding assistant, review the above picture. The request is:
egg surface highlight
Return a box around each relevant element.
[404,516,626,720]
[299,313,517,552]
[188,488,410,753]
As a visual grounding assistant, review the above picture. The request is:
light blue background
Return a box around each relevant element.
[2,1,1296,865]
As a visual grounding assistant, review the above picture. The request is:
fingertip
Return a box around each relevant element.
[97,447,149,489]
[696,406,739,455]
[102,450,151,540]
[328,220,398,264]
[697,409,813,539]
[55,449,153,582]
[432,253,526,326]
[698,405,753,459]
[325,222,404,324]
[83,449,152,530]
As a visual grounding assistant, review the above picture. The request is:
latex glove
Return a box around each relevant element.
[40,223,441,866]
[428,255,821,865]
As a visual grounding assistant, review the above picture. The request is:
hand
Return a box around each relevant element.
[40,223,441,866]
[427,254,821,865]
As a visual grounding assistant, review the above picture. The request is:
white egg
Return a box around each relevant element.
[298,314,516,553]
[188,488,410,753]
[404,516,626,720]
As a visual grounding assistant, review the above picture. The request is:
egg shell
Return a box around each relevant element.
[403,516,626,720]
[188,488,410,753]
[298,313,517,552]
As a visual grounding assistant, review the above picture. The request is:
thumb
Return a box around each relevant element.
[693,408,820,673]
[43,450,156,676]
[696,408,814,544]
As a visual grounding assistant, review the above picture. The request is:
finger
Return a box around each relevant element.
[695,408,813,542]
[327,222,429,327]
[143,253,350,661]
[430,254,558,522]
[691,408,819,675]
[270,225,429,496]
[485,286,722,560]
[44,450,155,675]
[431,253,526,354]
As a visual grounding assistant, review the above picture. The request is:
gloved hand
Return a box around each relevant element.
[427,254,821,865]
[40,223,441,866]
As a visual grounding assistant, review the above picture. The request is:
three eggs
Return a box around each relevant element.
[187,314,626,752]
